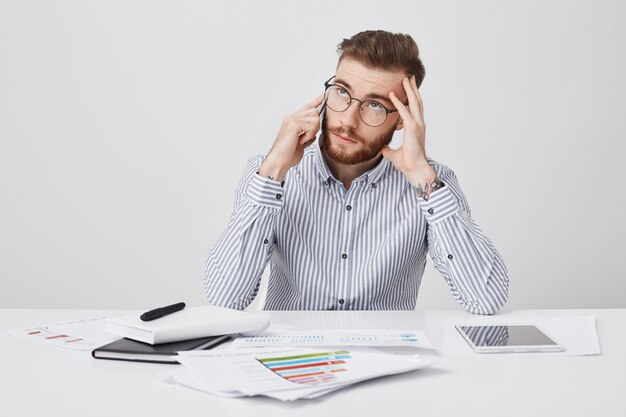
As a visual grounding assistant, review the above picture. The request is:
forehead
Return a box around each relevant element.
[334,58,407,101]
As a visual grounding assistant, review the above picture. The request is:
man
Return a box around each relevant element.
[204,30,508,314]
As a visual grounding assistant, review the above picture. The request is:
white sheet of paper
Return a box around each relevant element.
[163,368,245,398]
[164,366,349,401]
[443,315,600,356]
[175,346,436,401]
[230,329,435,349]
[6,315,120,351]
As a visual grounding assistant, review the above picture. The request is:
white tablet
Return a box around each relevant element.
[455,324,565,353]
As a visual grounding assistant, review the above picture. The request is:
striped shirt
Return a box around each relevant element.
[204,141,509,314]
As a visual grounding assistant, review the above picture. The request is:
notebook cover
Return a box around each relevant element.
[92,334,231,364]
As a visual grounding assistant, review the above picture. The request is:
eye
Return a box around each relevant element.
[367,101,383,111]
[337,87,349,97]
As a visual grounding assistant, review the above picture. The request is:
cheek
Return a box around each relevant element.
[323,110,339,128]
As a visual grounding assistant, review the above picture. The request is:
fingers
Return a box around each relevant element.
[299,137,316,147]
[402,77,424,122]
[380,145,400,165]
[296,115,320,144]
[409,76,424,118]
[301,92,325,111]
[293,95,321,143]
[389,91,413,123]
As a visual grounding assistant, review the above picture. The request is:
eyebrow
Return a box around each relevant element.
[333,77,394,106]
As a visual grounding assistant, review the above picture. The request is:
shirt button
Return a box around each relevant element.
[341,253,348,259]
[276,194,282,200]
[263,239,269,244]
[323,180,329,187]
[371,183,377,189]
[346,205,352,211]
[338,298,345,305]
[428,208,434,214]
[448,254,454,260]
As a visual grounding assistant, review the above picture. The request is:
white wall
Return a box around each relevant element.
[1,0,624,310]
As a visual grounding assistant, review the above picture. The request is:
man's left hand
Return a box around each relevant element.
[381,76,437,190]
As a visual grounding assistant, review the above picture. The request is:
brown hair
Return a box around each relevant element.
[337,30,426,88]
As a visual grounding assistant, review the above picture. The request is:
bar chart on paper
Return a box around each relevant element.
[258,351,351,385]
[6,316,119,350]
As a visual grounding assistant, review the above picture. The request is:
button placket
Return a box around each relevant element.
[336,183,362,311]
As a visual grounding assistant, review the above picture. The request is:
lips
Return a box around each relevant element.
[333,132,357,144]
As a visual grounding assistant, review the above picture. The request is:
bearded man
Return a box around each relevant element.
[204,30,509,314]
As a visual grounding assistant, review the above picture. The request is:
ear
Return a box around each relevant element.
[395,117,404,131]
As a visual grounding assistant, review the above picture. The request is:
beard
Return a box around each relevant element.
[320,113,397,166]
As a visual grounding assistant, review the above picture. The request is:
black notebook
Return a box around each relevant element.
[92,334,231,364]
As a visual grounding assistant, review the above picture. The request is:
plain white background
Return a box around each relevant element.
[1,0,624,310]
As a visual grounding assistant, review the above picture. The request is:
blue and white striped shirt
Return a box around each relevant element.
[204,141,509,314]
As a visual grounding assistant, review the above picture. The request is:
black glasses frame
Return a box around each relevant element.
[323,76,398,127]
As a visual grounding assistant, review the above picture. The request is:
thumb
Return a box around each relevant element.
[298,130,317,145]
[381,145,394,160]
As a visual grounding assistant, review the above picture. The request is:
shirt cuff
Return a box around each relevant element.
[418,185,459,223]
[245,173,285,209]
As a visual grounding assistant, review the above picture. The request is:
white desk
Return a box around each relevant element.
[2,309,624,417]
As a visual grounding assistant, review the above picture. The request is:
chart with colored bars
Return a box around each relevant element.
[258,350,351,385]
[6,316,119,350]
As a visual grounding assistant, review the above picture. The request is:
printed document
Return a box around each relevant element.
[231,329,435,349]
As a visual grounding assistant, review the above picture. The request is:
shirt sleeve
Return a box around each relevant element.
[419,161,509,315]
[203,156,284,310]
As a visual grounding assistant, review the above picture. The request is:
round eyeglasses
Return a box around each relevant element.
[323,76,398,127]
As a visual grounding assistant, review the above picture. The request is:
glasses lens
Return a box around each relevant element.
[325,86,351,112]
[360,101,387,127]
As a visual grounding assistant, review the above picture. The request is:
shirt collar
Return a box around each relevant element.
[313,133,390,186]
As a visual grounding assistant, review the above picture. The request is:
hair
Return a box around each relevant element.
[337,30,426,88]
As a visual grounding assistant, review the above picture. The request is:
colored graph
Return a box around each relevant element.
[258,351,351,385]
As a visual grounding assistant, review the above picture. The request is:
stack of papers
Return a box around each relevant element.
[164,329,437,400]
[166,346,437,401]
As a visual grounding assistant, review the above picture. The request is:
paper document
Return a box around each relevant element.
[170,346,436,401]
[6,316,120,351]
[231,329,435,349]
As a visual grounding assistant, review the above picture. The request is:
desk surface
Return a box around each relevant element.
[2,308,625,417]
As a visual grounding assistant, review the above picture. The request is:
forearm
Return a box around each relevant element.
[258,156,289,184]
[427,211,509,314]
[204,160,285,309]
[419,166,509,314]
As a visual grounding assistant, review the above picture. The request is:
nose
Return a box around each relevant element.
[339,100,360,129]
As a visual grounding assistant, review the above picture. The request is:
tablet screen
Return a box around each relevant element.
[457,325,559,347]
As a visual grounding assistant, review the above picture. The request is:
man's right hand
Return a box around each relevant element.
[258,93,324,182]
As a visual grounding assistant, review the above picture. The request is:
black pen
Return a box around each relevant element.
[140,302,186,321]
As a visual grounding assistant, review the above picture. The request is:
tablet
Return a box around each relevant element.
[455,324,565,353]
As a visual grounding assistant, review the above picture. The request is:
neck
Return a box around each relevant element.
[322,151,383,189]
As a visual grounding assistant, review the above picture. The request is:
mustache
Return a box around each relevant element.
[327,126,365,143]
